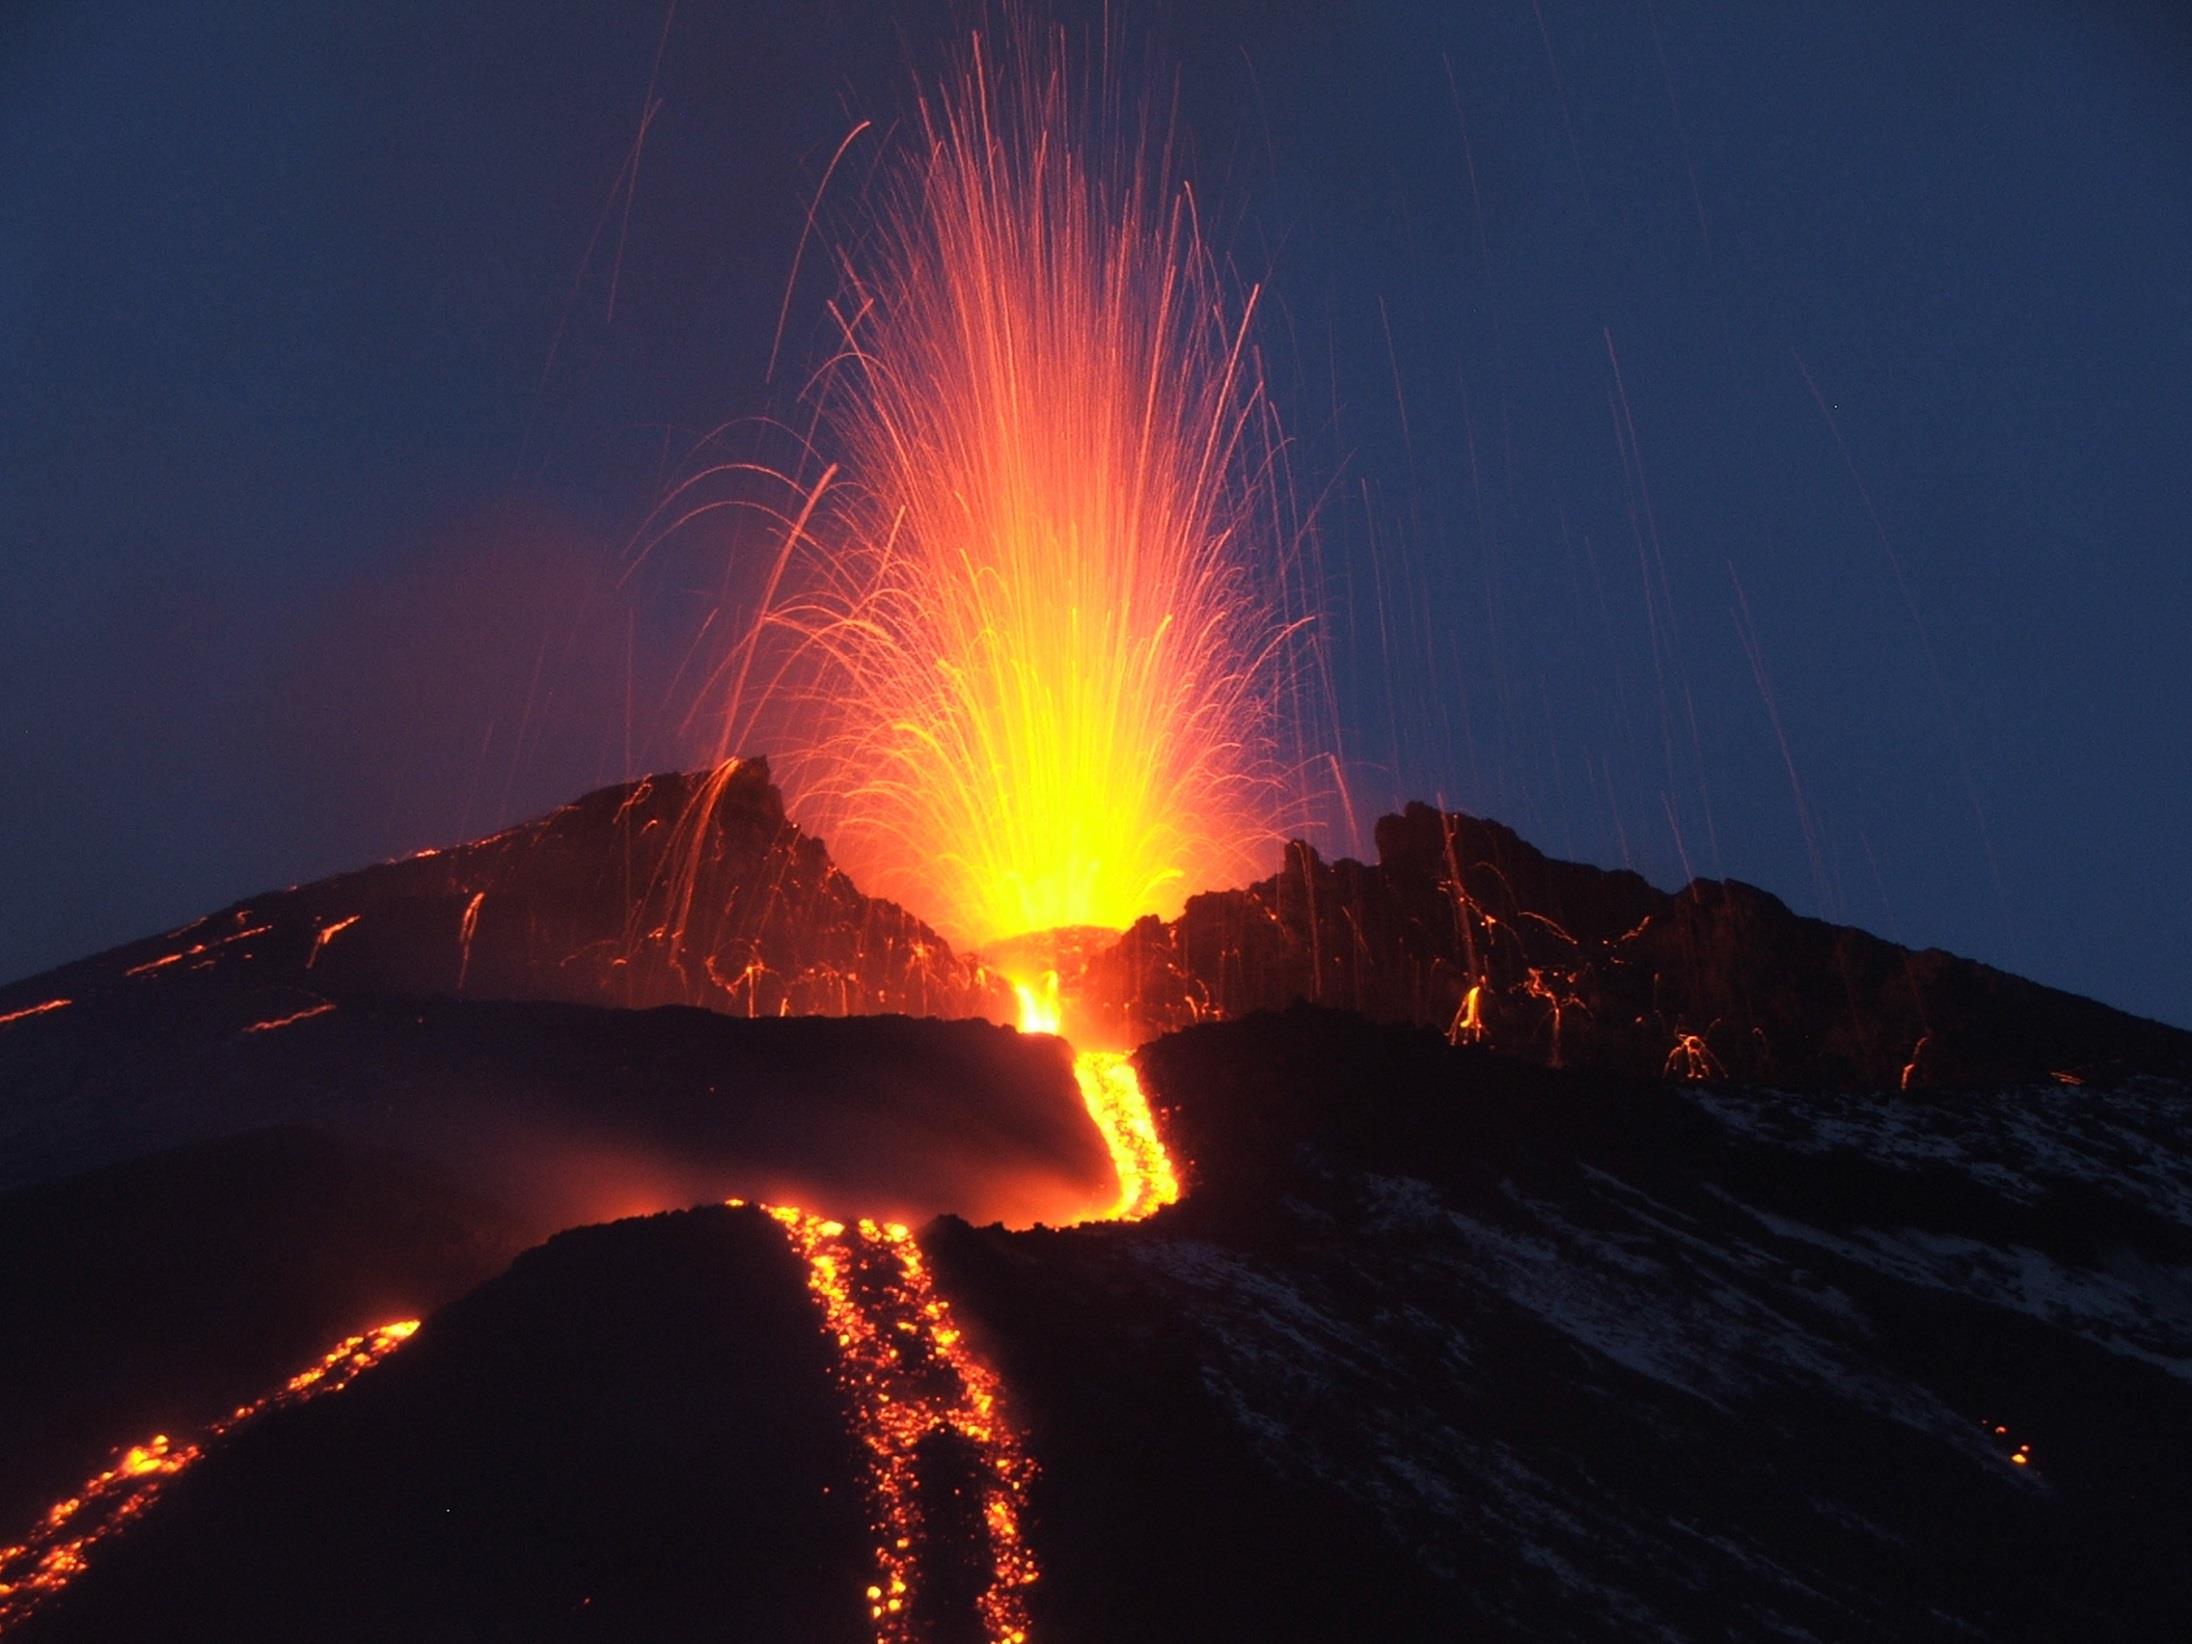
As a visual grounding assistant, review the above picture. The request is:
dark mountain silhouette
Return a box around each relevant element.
[0,760,998,1053]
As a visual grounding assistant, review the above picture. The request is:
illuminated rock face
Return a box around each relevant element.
[0,762,1004,1062]
[10,766,2180,1096]
[1071,802,2192,1091]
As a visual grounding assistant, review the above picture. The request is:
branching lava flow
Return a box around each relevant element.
[0,1320,419,1634]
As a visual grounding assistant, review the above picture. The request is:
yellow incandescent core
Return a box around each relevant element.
[731,26,1305,949]
[1069,1050,1182,1224]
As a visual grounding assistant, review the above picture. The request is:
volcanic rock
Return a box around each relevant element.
[927,1008,2192,1640]
[0,759,1003,1044]
[0,1125,526,1534]
[1071,803,2192,1090]
[7,772,2192,1641]
[14,1207,879,1643]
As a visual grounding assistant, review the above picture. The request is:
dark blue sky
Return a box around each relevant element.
[5,1,2188,1027]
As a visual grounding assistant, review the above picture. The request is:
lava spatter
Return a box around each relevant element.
[741,1202,1037,1644]
[0,1320,419,1634]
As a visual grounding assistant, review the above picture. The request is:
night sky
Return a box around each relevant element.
[6,1,2188,1028]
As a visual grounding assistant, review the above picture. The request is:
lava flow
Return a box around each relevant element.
[1013,972,1180,1222]
[753,969,1181,1640]
[0,1320,419,1633]
[738,1202,1038,1644]
[0,998,70,1030]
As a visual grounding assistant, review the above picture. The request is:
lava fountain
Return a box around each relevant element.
[706,20,1321,955]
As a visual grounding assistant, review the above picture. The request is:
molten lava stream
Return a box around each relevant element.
[740,1202,1037,1643]
[1067,1053,1180,1223]
[0,1320,420,1633]
[1014,975,1181,1224]
[746,971,1180,1640]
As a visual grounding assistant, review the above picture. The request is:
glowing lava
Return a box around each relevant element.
[242,1000,337,1034]
[0,998,71,1030]
[749,968,1181,1637]
[0,1320,419,1634]
[741,1202,1037,1644]
[1012,972,1180,1223]
[710,20,1318,950]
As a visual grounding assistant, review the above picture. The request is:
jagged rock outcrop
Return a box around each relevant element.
[1073,803,2191,1090]
[0,760,1004,1041]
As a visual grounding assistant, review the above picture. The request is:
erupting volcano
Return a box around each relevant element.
[6,7,2191,1642]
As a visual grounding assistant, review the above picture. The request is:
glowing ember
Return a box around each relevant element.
[0,998,71,1030]
[740,1202,1036,1643]
[123,921,272,979]
[1447,983,1485,1046]
[1899,1033,1932,1091]
[713,21,1317,949]
[1664,1030,1724,1081]
[0,1320,419,1633]
[457,890,486,990]
[305,914,360,968]
[241,1000,337,1035]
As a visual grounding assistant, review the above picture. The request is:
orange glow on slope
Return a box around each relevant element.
[710,22,1319,948]
[742,1202,1036,1644]
[0,1320,419,1633]
[0,998,71,1030]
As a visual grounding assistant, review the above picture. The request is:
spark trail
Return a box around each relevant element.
[706,20,1319,949]
[0,1320,419,1634]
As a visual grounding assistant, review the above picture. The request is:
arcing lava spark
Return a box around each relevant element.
[710,21,1320,949]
